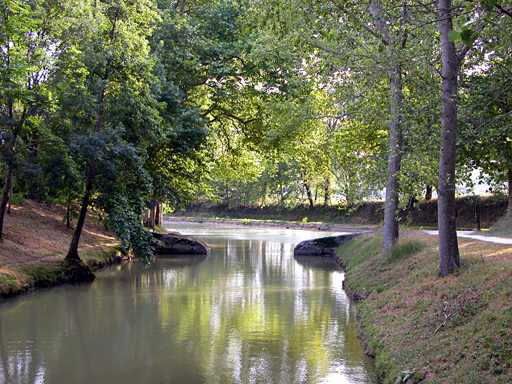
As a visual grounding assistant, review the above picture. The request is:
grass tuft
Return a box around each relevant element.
[385,239,425,263]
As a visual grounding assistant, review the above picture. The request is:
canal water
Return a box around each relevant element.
[0,223,377,384]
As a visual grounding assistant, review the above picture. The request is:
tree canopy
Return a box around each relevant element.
[1,0,511,275]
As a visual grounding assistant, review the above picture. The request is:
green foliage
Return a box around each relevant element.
[107,199,156,264]
[459,48,512,200]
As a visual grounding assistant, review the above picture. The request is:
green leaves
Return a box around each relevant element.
[481,0,497,11]
[447,29,461,42]
[447,28,474,45]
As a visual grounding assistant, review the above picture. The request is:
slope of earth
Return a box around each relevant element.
[337,231,512,383]
[0,200,122,298]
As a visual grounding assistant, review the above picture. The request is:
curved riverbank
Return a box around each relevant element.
[336,231,512,383]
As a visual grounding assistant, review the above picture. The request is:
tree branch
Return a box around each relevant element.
[496,4,512,19]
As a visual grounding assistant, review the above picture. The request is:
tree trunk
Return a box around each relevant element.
[0,164,14,240]
[66,165,94,260]
[370,1,403,252]
[508,168,512,211]
[156,202,163,227]
[475,201,481,231]
[66,193,72,228]
[303,179,314,208]
[425,185,433,201]
[7,176,13,215]
[324,178,331,206]
[179,0,186,14]
[383,69,403,252]
[437,0,461,277]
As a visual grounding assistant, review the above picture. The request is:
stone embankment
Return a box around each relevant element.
[293,233,361,257]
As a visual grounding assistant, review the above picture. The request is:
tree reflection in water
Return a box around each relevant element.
[0,224,376,384]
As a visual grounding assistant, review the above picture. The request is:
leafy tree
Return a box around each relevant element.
[460,53,512,209]
[50,0,161,265]
[0,0,60,239]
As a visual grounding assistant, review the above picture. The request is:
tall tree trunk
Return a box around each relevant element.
[156,202,163,227]
[0,164,14,240]
[65,66,109,261]
[65,3,119,261]
[370,1,404,252]
[383,70,403,252]
[437,0,462,277]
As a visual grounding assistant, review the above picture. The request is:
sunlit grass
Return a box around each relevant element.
[336,232,512,383]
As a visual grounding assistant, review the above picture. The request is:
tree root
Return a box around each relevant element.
[63,260,96,283]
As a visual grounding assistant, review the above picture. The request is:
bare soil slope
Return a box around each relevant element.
[0,200,120,297]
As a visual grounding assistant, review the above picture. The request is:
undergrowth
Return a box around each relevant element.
[336,233,512,383]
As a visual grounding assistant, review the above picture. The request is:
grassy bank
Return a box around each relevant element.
[0,200,123,298]
[174,194,508,230]
[336,232,512,383]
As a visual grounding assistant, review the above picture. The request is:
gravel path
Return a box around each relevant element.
[424,230,512,245]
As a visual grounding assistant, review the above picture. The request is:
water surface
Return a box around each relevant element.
[0,223,376,383]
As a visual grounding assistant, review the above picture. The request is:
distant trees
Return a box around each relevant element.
[460,33,512,210]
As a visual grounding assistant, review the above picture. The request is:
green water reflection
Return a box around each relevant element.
[0,224,376,383]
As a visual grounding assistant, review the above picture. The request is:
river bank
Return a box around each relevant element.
[165,216,378,232]
[336,231,512,383]
[172,194,508,230]
[0,200,126,298]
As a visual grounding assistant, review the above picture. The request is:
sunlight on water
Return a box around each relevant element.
[0,223,376,384]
